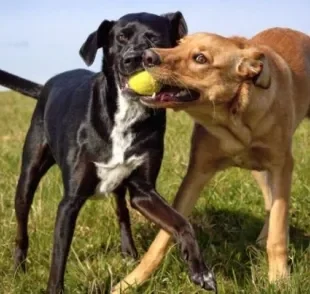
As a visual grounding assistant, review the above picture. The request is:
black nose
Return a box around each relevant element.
[123,52,142,69]
[143,49,161,67]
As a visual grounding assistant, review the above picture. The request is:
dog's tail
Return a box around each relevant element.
[0,69,43,99]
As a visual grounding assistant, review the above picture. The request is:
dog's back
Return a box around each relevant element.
[250,28,310,119]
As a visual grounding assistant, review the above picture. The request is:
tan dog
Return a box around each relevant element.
[112,28,310,292]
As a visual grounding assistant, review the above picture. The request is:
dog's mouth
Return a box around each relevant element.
[119,75,141,98]
[119,75,130,91]
[140,85,200,107]
[118,74,200,106]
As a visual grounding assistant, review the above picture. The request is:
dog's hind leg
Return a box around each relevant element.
[252,170,273,247]
[15,110,55,271]
[115,186,138,259]
[47,162,97,293]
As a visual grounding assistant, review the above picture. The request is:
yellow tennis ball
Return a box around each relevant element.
[128,71,161,96]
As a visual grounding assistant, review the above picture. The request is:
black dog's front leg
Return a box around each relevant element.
[114,186,138,259]
[46,195,88,294]
[127,179,217,292]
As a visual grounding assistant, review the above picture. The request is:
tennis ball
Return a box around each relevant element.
[128,71,161,96]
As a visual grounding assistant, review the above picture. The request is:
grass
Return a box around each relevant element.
[0,91,309,294]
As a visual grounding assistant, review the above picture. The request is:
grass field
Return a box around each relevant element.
[0,91,309,294]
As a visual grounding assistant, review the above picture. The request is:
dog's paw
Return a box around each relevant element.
[14,248,27,272]
[191,269,217,292]
[268,265,289,283]
[121,242,138,260]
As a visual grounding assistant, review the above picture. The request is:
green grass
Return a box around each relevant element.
[0,91,309,294]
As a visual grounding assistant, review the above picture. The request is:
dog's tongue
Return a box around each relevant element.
[155,85,181,101]
[157,92,175,101]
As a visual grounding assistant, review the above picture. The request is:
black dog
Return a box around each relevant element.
[0,12,216,293]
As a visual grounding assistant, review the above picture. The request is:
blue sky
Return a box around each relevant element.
[0,0,309,89]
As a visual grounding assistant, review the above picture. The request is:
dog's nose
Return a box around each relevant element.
[143,49,161,67]
[123,52,142,69]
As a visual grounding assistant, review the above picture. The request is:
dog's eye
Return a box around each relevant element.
[118,33,127,42]
[194,53,208,64]
[145,33,160,44]
[150,37,159,44]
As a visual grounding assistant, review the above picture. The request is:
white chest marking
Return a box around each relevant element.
[93,91,146,197]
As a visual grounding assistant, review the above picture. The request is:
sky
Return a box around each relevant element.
[0,0,309,90]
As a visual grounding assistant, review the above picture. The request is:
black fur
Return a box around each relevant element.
[0,12,216,293]
[0,69,42,99]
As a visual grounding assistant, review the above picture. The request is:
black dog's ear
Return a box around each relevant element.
[162,11,188,45]
[79,20,114,66]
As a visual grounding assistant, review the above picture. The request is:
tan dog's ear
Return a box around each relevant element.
[236,52,271,89]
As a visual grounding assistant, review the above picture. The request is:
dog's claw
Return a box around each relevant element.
[191,270,217,293]
[121,241,138,260]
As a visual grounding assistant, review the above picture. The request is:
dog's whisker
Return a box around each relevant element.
[144,36,157,48]
[211,100,216,122]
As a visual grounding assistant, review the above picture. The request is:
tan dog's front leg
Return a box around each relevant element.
[111,126,220,293]
[267,154,293,282]
[252,170,273,246]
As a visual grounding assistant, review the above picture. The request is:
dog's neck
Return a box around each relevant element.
[185,86,257,150]
[185,80,277,153]
[115,86,148,125]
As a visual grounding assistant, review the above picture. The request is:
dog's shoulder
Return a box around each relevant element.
[45,69,96,89]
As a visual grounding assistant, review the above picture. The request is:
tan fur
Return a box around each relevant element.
[112,28,310,293]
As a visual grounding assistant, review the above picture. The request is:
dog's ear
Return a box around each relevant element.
[162,11,188,44]
[236,51,271,89]
[79,20,114,66]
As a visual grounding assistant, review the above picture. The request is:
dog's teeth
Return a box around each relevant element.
[176,90,187,97]
[152,92,156,98]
